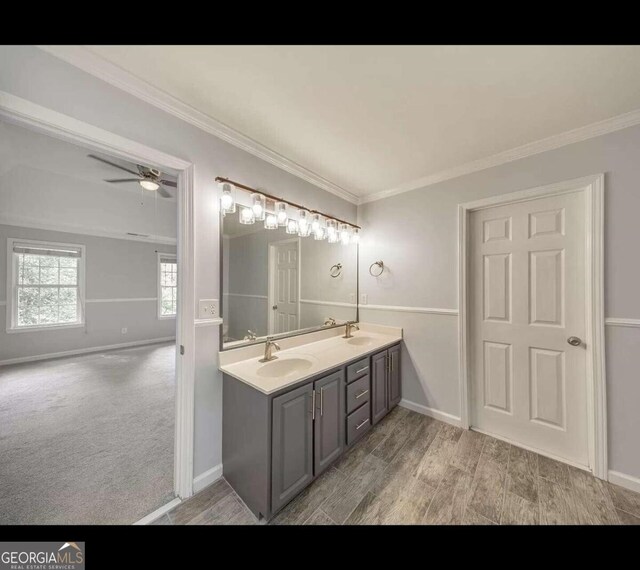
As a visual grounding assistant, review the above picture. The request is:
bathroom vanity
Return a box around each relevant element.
[220,324,402,520]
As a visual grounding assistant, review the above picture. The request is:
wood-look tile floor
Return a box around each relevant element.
[153,408,640,526]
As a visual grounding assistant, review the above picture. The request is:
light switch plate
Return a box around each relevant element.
[349,293,356,304]
[199,299,219,319]
[360,293,368,305]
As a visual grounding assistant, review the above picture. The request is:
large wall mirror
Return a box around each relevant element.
[220,198,358,350]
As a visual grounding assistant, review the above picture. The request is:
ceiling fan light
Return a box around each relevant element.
[140,179,160,191]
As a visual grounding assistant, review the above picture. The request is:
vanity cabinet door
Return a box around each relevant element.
[388,344,402,408]
[271,383,314,513]
[371,350,389,425]
[314,371,345,476]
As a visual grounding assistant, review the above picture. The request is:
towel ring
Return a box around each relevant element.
[369,260,384,277]
[329,263,343,278]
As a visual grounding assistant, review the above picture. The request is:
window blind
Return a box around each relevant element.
[13,244,82,258]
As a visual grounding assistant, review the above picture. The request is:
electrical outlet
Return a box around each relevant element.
[199,299,219,319]
[121,327,128,334]
[360,293,368,305]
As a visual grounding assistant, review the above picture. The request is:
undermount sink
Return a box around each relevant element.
[347,336,375,347]
[256,357,315,378]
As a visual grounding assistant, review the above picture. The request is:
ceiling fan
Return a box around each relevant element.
[87,154,176,198]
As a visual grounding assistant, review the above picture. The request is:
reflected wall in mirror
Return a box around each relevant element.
[221,211,358,349]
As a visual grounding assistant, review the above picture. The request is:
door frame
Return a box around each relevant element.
[267,237,301,335]
[458,174,606,478]
[0,90,197,498]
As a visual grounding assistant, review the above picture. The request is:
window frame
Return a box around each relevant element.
[157,252,177,320]
[6,237,86,333]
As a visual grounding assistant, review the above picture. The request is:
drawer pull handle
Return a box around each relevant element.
[356,418,369,431]
[355,389,369,399]
[355,366,369,374]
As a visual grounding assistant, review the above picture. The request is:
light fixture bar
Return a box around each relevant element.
[214,176,361,230]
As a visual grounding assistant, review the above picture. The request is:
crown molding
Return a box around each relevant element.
[37,45,360,206]
[361,107,640,204]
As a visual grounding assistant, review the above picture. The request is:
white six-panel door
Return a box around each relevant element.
[272,240,300,335]
[470,191,588,467]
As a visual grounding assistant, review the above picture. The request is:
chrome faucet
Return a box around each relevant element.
[244,330,257,341]
[343,321,360,339]
[324,317,337,326]
[260,337,281,362]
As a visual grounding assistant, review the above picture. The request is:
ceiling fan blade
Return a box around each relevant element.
[157,186,172,198]
[105,178,141,183]
[88,154,140,176]
[160,179,177,188]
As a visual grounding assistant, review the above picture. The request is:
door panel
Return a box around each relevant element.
[271,383,313,513]
[271,240,299,335]
[470,191,587,466]
[371,350,388,425]
[388,344,401,408]
[313,371,345,475]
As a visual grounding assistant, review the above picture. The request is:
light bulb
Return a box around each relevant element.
[298,209,311,237]
[351,228,360,244]
[276,202,288,226]
[251,193,266,221]
[285,219,298,235]
[314,226,326,240]
[264,213,278,229]
[311,213,322,233]
[239,206,255,225]
[326,219,338,242]
[340,223,351,245]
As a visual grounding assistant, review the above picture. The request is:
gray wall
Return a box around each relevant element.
[0,45,357,478]
[359,124,640,480]
[0,224,176,361]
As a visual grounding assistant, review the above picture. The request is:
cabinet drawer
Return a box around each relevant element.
[346,357,370,384]
[346,374,370,414]
[346,401,371,445]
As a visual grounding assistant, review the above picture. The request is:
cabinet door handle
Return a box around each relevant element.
[356,418,369,431]
[320,387,324,417]
[311,390,316,420]
[355,366,368,374]
[355,389,369,399]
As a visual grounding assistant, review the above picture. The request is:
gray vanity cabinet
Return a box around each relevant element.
[313,371,345,476]
[271,383,314,513]
[389,344,402,408]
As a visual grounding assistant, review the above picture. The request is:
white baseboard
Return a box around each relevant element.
[608,470,640,494]
[399,399,462,427]
[192,463,223,494]
[0,336,176,366]
[133,497,181,525]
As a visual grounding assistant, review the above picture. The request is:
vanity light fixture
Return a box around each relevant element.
[298,209,311,237]
[311,213,323,233]
[285,219,299,235]
[314,225,326,240]
[219,182,236,215]
[239,206,256,225]
[264,212,278,229]
[326,219,338,243]
[339,223,351,245]
[276,201,288,226]
[351,228,360,244]
[251,193,266,221]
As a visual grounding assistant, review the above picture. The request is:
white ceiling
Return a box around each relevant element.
[77,45,640,198]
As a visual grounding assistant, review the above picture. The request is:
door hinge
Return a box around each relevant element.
[180,345,185,355]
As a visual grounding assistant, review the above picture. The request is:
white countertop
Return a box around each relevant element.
[219,323,402,395]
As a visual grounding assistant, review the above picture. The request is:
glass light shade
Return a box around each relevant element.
[285,219,298,234]
[264,212,278,229]
[351,228,360,244]
[340,223,351,245]
[239,206,255,225]
[311,213,323,233]
[276,201,288,226]
[313,226,326,240]
[219,182,236,214]
[298,209,311,237]
[140,179,160,191]
[251,193,266,221]
[326,219,338,242]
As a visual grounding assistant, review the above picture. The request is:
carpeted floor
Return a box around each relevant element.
[0,342,176,525]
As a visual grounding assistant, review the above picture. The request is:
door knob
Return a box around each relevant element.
[567,336,582,346]
[272,305,278,310]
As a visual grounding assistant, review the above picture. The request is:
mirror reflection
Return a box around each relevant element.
[221,211,358,348]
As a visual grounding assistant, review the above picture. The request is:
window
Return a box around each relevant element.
[8,239,85,331]
[158,253,177,318]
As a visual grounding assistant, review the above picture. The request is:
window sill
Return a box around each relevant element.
[158,315,177,320]
[7,323,85,334]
